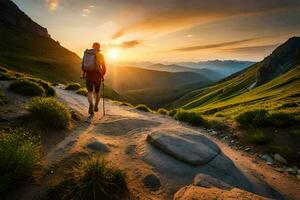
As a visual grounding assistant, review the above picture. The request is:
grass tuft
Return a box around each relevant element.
[76,88,88,96]
[174,110,206,126]
[65,83,81,91]
[157,108,169,115]
[0,90,8,105]
[49,155,128,200]
[9,80,45,97]
[0,128,41,196]
[135,104,152,112]
[204,120,229,131]
[27,97,71,129]
[168,109,178,117]
[267,112,298,127]
[245,130,270,144]
[236,109,269,127]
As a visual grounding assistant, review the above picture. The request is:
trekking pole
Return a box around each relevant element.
[102,79,105,117]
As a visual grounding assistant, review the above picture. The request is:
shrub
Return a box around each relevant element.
[267,112,298,127]
[25,78,56,97]
[28,97,71,129]
[168,109,178,117]
[49,155,128,200]
[9,80,45,97]
[76,88,88,96]
[205,120,229,131]
[65,83,81,91]
[267,145,297,161]
[174,110,206,126]
[136,104,152,112]
[157,108,169,115]
[236,109,269,127]
[245,130,270,144]
[0,128,41,196]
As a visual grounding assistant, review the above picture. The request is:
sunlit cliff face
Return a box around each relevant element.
[12,0,300,62]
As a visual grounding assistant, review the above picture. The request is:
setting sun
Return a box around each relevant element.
[108,48,120,60]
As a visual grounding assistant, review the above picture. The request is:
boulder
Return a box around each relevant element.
[274,154,287,165]
[261,154,274,164]
[147,130,220,165]
[193,174,232,190]
[174,185,271,200]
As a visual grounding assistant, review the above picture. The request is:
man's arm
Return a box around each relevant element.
[100,53,106,76]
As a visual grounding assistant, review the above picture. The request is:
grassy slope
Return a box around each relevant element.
[0,25,82,83]
[0,26,124,101]
[173,62,300,120]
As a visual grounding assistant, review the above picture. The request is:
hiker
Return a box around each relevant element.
[82,42,107,115]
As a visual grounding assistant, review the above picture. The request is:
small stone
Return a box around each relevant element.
[244,148,251,152]
[143,174,161,191]
[50,170,54,174]
[286,168,297,175]
[297,175,300,180]
[230,140,235,144]
[261,154,274,164]
[274,154,288,165]
[86,141,110,153]
[274,168,284,173]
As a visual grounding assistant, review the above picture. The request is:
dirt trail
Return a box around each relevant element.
[53,87,299,200]
[4,84,299,200]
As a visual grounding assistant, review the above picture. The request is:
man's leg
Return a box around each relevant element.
[94,80,101,112]
[86,79,94,114]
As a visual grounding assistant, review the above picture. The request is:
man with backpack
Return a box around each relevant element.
[82,42,106,115]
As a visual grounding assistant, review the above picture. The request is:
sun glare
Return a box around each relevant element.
[108,48,120,60]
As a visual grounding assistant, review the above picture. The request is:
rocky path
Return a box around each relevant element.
[49,87,299,200]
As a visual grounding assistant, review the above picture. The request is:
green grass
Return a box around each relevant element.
[136,104,152,112]
[27,78,56,97]
[172,63,300,124]
[174,110,206,126]
[157,108,169,115]
[236,110,298,127]
[9,79,45,97]
[245,130,270,144]
[0,128,41,196]
[204,120,229,131]
[65,83,81,91]
[49,155,128,200]
[27,97,71,129]
[168,109,178,117]
[236,109,269,127]
[267,112,298,127]
[267,145,297,161]
[76,88,88,96]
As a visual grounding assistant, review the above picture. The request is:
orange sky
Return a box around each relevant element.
[12,0,300,62]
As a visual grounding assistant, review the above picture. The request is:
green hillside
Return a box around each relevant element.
[0,25,82,83]
[172,38,300,120]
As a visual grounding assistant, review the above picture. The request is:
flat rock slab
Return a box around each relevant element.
[147,130,220,166]
[193,173,232,190]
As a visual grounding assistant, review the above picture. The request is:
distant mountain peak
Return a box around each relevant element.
[257,36,300,85]
[0,0,50,38]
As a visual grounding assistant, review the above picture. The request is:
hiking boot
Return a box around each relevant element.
[89,104,94,115]
[94,105,99,112]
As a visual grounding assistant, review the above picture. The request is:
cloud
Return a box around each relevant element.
[110,0,300,39]
[174,38,262,51]
[46,0,59,11]
[223,44,280,53]
[108,40,142,49]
